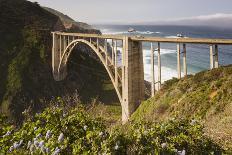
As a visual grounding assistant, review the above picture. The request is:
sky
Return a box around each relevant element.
[29,0,232,25]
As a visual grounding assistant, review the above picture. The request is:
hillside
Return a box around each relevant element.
[43,7,101,33]
[132,65,232,151]
[0,0,117,124]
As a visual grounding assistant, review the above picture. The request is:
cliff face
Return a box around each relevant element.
[43,7,101,34]
[0,0,116,123]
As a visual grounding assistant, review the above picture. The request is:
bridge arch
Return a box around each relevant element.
[57,39,123,103]
[52,32,145,123]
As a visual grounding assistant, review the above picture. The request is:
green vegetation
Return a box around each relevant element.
[0,98,222,154]
[0,0,114,124]
[132,65,232,152]
[0,1,232,154]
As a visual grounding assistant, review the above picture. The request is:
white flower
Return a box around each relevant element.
[63,112,67,117]
[99,132,104,137]
[34,127,38,131]
[39,141,44,148]
[36,133,42,138]
[52,147,60,155]
[181,149,186,155]
[27,141,32,149]
[19,140,23,146]
[4,131,11,137]
[114,144,119,150]
[9,146,14,152]
[34,140,39,147]
[30,144,35,152]
[83,125,88,131]
[46,147,50,154]
[190,119,197,125]
[40,146,46,153]
[46,130,52,139]
[58,133,64,143]
[13,142,19,149]
[161,143,167,149]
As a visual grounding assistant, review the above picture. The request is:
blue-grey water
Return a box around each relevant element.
[94,25,232,82]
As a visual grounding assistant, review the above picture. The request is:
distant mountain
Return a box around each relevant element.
[138,13,232,29]
[43,7,100,33]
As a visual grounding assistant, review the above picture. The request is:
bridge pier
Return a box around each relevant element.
[122,37,145,123]
[210,45,219,69]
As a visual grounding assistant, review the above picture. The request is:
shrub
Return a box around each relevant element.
[0,100,223,154]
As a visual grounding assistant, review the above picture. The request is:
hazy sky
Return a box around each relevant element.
[29,0,232,24]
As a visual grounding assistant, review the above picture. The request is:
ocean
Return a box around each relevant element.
[94,25,232,83]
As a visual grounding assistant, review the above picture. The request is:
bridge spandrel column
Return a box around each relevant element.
[52,33,61,80]
[122,37,145,123]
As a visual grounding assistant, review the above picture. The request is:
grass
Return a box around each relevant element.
[132,65,232,151]
[86,103,121,127]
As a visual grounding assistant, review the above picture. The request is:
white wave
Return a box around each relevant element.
[144,64,181,83]
[101,29,112,34]
[136,31,154,35]
[103,30,157,35]
[102,31,128,35]
[165,36,189,39]
[143,48,176,56]
[165,36,179,39]
[113,47,180,83]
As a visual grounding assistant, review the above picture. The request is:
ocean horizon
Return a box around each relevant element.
[94,25,232,83]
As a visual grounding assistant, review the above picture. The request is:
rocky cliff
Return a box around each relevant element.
[0,0,116,123]
[43,7,101,34]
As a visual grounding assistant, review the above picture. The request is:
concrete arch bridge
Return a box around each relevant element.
[52,32,232,123]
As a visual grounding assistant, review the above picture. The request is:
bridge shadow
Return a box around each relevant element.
[66,43,120,105]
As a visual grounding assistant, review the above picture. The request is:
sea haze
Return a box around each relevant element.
[94,25,232,82]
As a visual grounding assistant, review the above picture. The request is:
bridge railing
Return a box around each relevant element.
[129,36,232,97]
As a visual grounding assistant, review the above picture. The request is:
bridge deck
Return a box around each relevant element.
[53,32,232,45]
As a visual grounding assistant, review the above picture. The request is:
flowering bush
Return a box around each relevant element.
[0,101,223,154]
[125,119,222,154]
